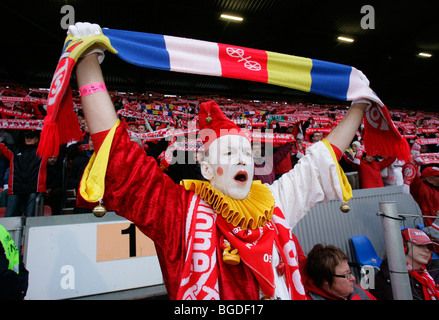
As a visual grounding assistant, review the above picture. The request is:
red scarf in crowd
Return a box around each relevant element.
[408,263,439,300]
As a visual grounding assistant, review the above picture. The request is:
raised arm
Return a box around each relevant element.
[75,53,117,134]
[63,22,118,134]
[325,102,368,153]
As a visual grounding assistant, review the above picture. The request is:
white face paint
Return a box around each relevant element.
[201,134,254,200]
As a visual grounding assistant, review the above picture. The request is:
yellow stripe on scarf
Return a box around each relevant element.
[79,120,120,203]
[63,30,118,62]
[322,139,352,203]
[266,51,313,92]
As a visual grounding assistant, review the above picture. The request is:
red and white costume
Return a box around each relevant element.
[78,119,350,300]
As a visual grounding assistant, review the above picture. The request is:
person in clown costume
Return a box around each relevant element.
[57,23,373,300]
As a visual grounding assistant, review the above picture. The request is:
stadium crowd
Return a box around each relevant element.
[1,81,439,300]
[0,83,438,217]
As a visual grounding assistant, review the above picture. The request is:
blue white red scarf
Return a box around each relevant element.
[38,26,411,162]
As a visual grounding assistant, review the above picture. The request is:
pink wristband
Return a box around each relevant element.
[79,82,107,97]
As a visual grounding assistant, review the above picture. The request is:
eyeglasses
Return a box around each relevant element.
[333,272,354,280]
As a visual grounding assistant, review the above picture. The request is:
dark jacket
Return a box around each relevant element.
[371,258,439,300]
[0,143,47,195]
[166,150,205,184]
[46,159,63,190]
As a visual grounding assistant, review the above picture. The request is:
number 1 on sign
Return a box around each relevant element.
[96,222,156,262]
[121,223,136,257]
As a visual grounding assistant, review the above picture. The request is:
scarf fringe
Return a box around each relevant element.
[38,122,60,158]
[363,126,411,161]
[38,87,82,158]
[57,87,83,145]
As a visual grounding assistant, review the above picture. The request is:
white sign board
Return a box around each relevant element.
[24,214,163,300]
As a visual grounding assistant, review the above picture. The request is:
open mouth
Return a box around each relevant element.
[233,171,248,184]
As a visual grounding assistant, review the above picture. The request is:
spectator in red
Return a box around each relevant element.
[302,244,376,300]
[137,123,147,134]
[127,121,137,132]
[345,148,396,189]
[372,228,439,300]
[290,132,306,164]
[403,163,439,232]
[310,131,323,143]
[275,141,294,180]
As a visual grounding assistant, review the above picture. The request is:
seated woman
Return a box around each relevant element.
[372,228,439,300]
[302,244,376,300]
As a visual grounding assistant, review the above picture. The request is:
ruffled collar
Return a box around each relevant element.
[180,179,275,230]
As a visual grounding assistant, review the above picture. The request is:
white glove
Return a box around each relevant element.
[347,67,383,107]
[67,22,106,63]
[67,22,101,37]
[356,69,370,87]
[351,98,372,110]
[351,72,371,109]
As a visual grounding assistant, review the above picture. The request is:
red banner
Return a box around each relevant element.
[416,138,439,145]
[415,153,439,165]
[0,119,44,130]
[417,128,438,134]
[0,107,34,119]
[117,109,173,123]
[0,96,47,104]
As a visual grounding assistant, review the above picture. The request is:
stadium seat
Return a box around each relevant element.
[350,235,383,268]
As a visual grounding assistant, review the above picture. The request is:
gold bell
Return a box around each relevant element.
[93,199,107,217]
[340,203,350,213]
[205,116,212,124]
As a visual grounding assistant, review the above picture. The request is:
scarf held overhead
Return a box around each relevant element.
[101,28,410,160]
[38,26,410,160]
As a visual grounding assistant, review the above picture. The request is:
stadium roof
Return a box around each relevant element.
[1,1,438,110]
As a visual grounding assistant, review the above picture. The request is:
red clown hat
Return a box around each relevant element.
[198,101,248,150]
